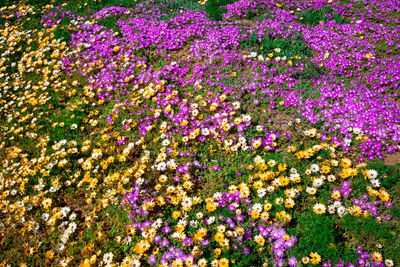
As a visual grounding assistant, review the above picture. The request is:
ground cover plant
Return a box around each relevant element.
[0,0,400,266]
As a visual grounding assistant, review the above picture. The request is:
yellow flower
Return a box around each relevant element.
[45,250,54,259]
[214,233,224,243]
[313,203,326,215]
[218,258,229,267]
[206,202,217,212]
[278,163,287,172]
[309,252,321,264]
[332,191,341,200]
[172,211,181,220]
[253,180,263,190]
[264,201,272,211]
[42,198,52,209]
[251,210,260,219]
[321,164,331,174]
[255,235,265,246]
[172,259,183,267]
[378,189,391,202]
[341,158,352,168]
[214,248,221,257]
[284,198,295,209]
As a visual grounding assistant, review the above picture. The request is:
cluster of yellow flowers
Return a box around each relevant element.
[0,5,152,265]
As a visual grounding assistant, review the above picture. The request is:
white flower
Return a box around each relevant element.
[257,188,267,198]
[103,252,114,264]
[201,128,210,136]
[162,139,170,146]
[196,212,204,219]
[69,213,77,221]
[181,197,193,208]
[333,201,342,208]
[266,186,275,193]
[41,213,49,221]
[366,169,378,179]
[313,178,324,188]
[252,203,263,213]
[242,114,251,122]
[344,138,351,146]
[232,101,241,109]
[191,109,199,116]
[153,218,163,229]
[189,220,198,228]
[156,162,167,171]
[213,192,223,200]
[178,219,187,226]
[256,125,264,132]
[370,179,380,188]
[238,137,246,144]
[328,205,336,214]
[385,259,394,267]
[249,52,257,58]
[327,175,336,182]
[290,173,300,181]
[310,164,320,173]
[68,222,77,232]
[207,216,215,225]
[337,206,347,217]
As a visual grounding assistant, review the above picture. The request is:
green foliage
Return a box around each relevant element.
[293,58,327,80]
[240,31,312,59]
[53,16,71,42]
[156,0,204,20]
[340,215,400,260]
[298,6,349,26]
[26,0,54,5]
[205,0,234,21]
[288,213,357,263]
[97,15,120,30]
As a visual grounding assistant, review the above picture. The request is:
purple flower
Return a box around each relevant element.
[242,247,250,255]
[288,257,298,267]
[148,254,157,265]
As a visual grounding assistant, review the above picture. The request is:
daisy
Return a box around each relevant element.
[257,188,267,198]
[162,139,170,146]
[313,203,326,214]
[337,206,347,217]
[252,203,263,213]
[366,169,378,179]
[181,197,192,209]
[313,178,324,188]
[310,164,320,172]
[385,259,394,267]
[370,179,380,188]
